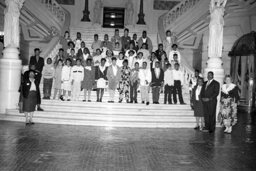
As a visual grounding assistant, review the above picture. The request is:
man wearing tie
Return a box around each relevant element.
[201,71,220,133]
[151,61,164,104]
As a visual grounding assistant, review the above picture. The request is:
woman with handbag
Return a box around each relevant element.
[22,70,39,125]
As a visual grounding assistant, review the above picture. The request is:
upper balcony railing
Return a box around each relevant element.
[163,0,202,30]
[40,0,65,23]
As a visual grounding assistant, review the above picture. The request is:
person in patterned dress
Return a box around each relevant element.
[118,59,131,103]
[218,75,239,134]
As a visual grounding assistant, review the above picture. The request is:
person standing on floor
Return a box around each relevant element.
[218,75,239,134]
[164,64,174,104]
[139,62,152,105]
[107,57,121,103]
[191,77,205,130]
[172,63,186,105]
[82,59,95,102]
[130,62,140,103]
[71,59,84,101]
[95,58,108,102]
[53,59,63,100]
[151,61,164,104]
[29,48,44,111]
[118,59,131,103]
[201,71,220,133]
[42,58,55,99]
[60,59,72,101]
[22,70,39,125]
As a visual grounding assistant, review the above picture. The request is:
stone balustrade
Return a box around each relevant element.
[40,0,65,22]
[164,0,201,28]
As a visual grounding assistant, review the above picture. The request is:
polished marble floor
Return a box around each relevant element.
[0,111,256,171]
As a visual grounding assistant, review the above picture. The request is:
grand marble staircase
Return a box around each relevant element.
[1,89,196,128]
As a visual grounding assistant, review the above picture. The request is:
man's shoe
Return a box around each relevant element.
[201,128,209,132]
[134,101,138,104]
[60,96,64,101]
[37,107,44,111]
[142,101,145,104]
[88,100,91,102]
[146,102,149,105]
[194,126,200,130]
[67,99,71,101]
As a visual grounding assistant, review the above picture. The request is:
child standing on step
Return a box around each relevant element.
[53,59,63,100]
[42,58,55,99]
[60,58,72,101]
[82,59,95,102]
[71,59,84,101]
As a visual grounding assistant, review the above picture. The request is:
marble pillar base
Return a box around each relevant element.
[0,47,21,114]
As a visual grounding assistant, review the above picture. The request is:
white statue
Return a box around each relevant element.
[208,0,227,58]
[93,0,103,25]
[4,0,24,48]
[125,0,134,26]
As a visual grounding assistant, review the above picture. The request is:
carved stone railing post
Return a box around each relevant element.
[81,0,91,22]
[0,0,25,113]
[137,0,146,25]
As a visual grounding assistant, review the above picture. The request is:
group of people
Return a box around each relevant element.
[190,71,239,134]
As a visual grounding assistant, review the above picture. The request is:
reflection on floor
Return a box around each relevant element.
[0,111,255,171]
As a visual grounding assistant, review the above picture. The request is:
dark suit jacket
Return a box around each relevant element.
[23,70,41,87]
[95,66,108,80]
[201,79,220,101]
[29,56,44,73]
[151,68,164,87]
[22,79,39,99]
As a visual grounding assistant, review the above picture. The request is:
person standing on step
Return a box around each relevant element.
[60,58,72,101]
[22,70,39,125]
[77,41,91,64]
[111,29,122,49]
[130,62,140,103]
[91,34,102,56]
[118,59,131,103]
[130,33,139,52]
[151,61,164,104]
[53,59,63,100]
[139,62,152,105]
[121,28,131,52]
[218,75,239,134]
[138,30,153,53]
[42,58,55,99]
[168,44,181,64]
[82,59,95,102]
[95,58,108,102]
[29,48,44,111]
[74,32,83,54]
[101,34,113,51]
[172,63,186,105]
[201,71,220,133]
[68,48,78,66]
[191,77,205,130]
[107,57,121,103]
[164,63,174,104]
[71,59,84,101]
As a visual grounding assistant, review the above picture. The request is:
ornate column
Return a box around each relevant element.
[204,0,227,116]
[0,0,24,113]
[137,0,146,25]
[81,0,91,22]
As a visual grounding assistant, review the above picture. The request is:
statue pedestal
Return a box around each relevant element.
[0,47,21,113]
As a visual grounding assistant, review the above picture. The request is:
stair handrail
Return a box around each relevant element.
[40,0,65,23]
[164,0,202,31]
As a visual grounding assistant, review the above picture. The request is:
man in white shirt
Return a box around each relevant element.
[168,44,181,64]
[164,64,174,104]
[172,63,185,104]
[71,59,84,101]
[139,62,152,105]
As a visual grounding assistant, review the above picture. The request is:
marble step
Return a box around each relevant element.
[41,100,192,110]
[0,113,196,128]
[6,109,195,122]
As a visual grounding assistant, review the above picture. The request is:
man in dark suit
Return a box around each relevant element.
[201,71,220,133]
[29,48,44,111]
[76,41,90,61]
[151,61,164,104]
